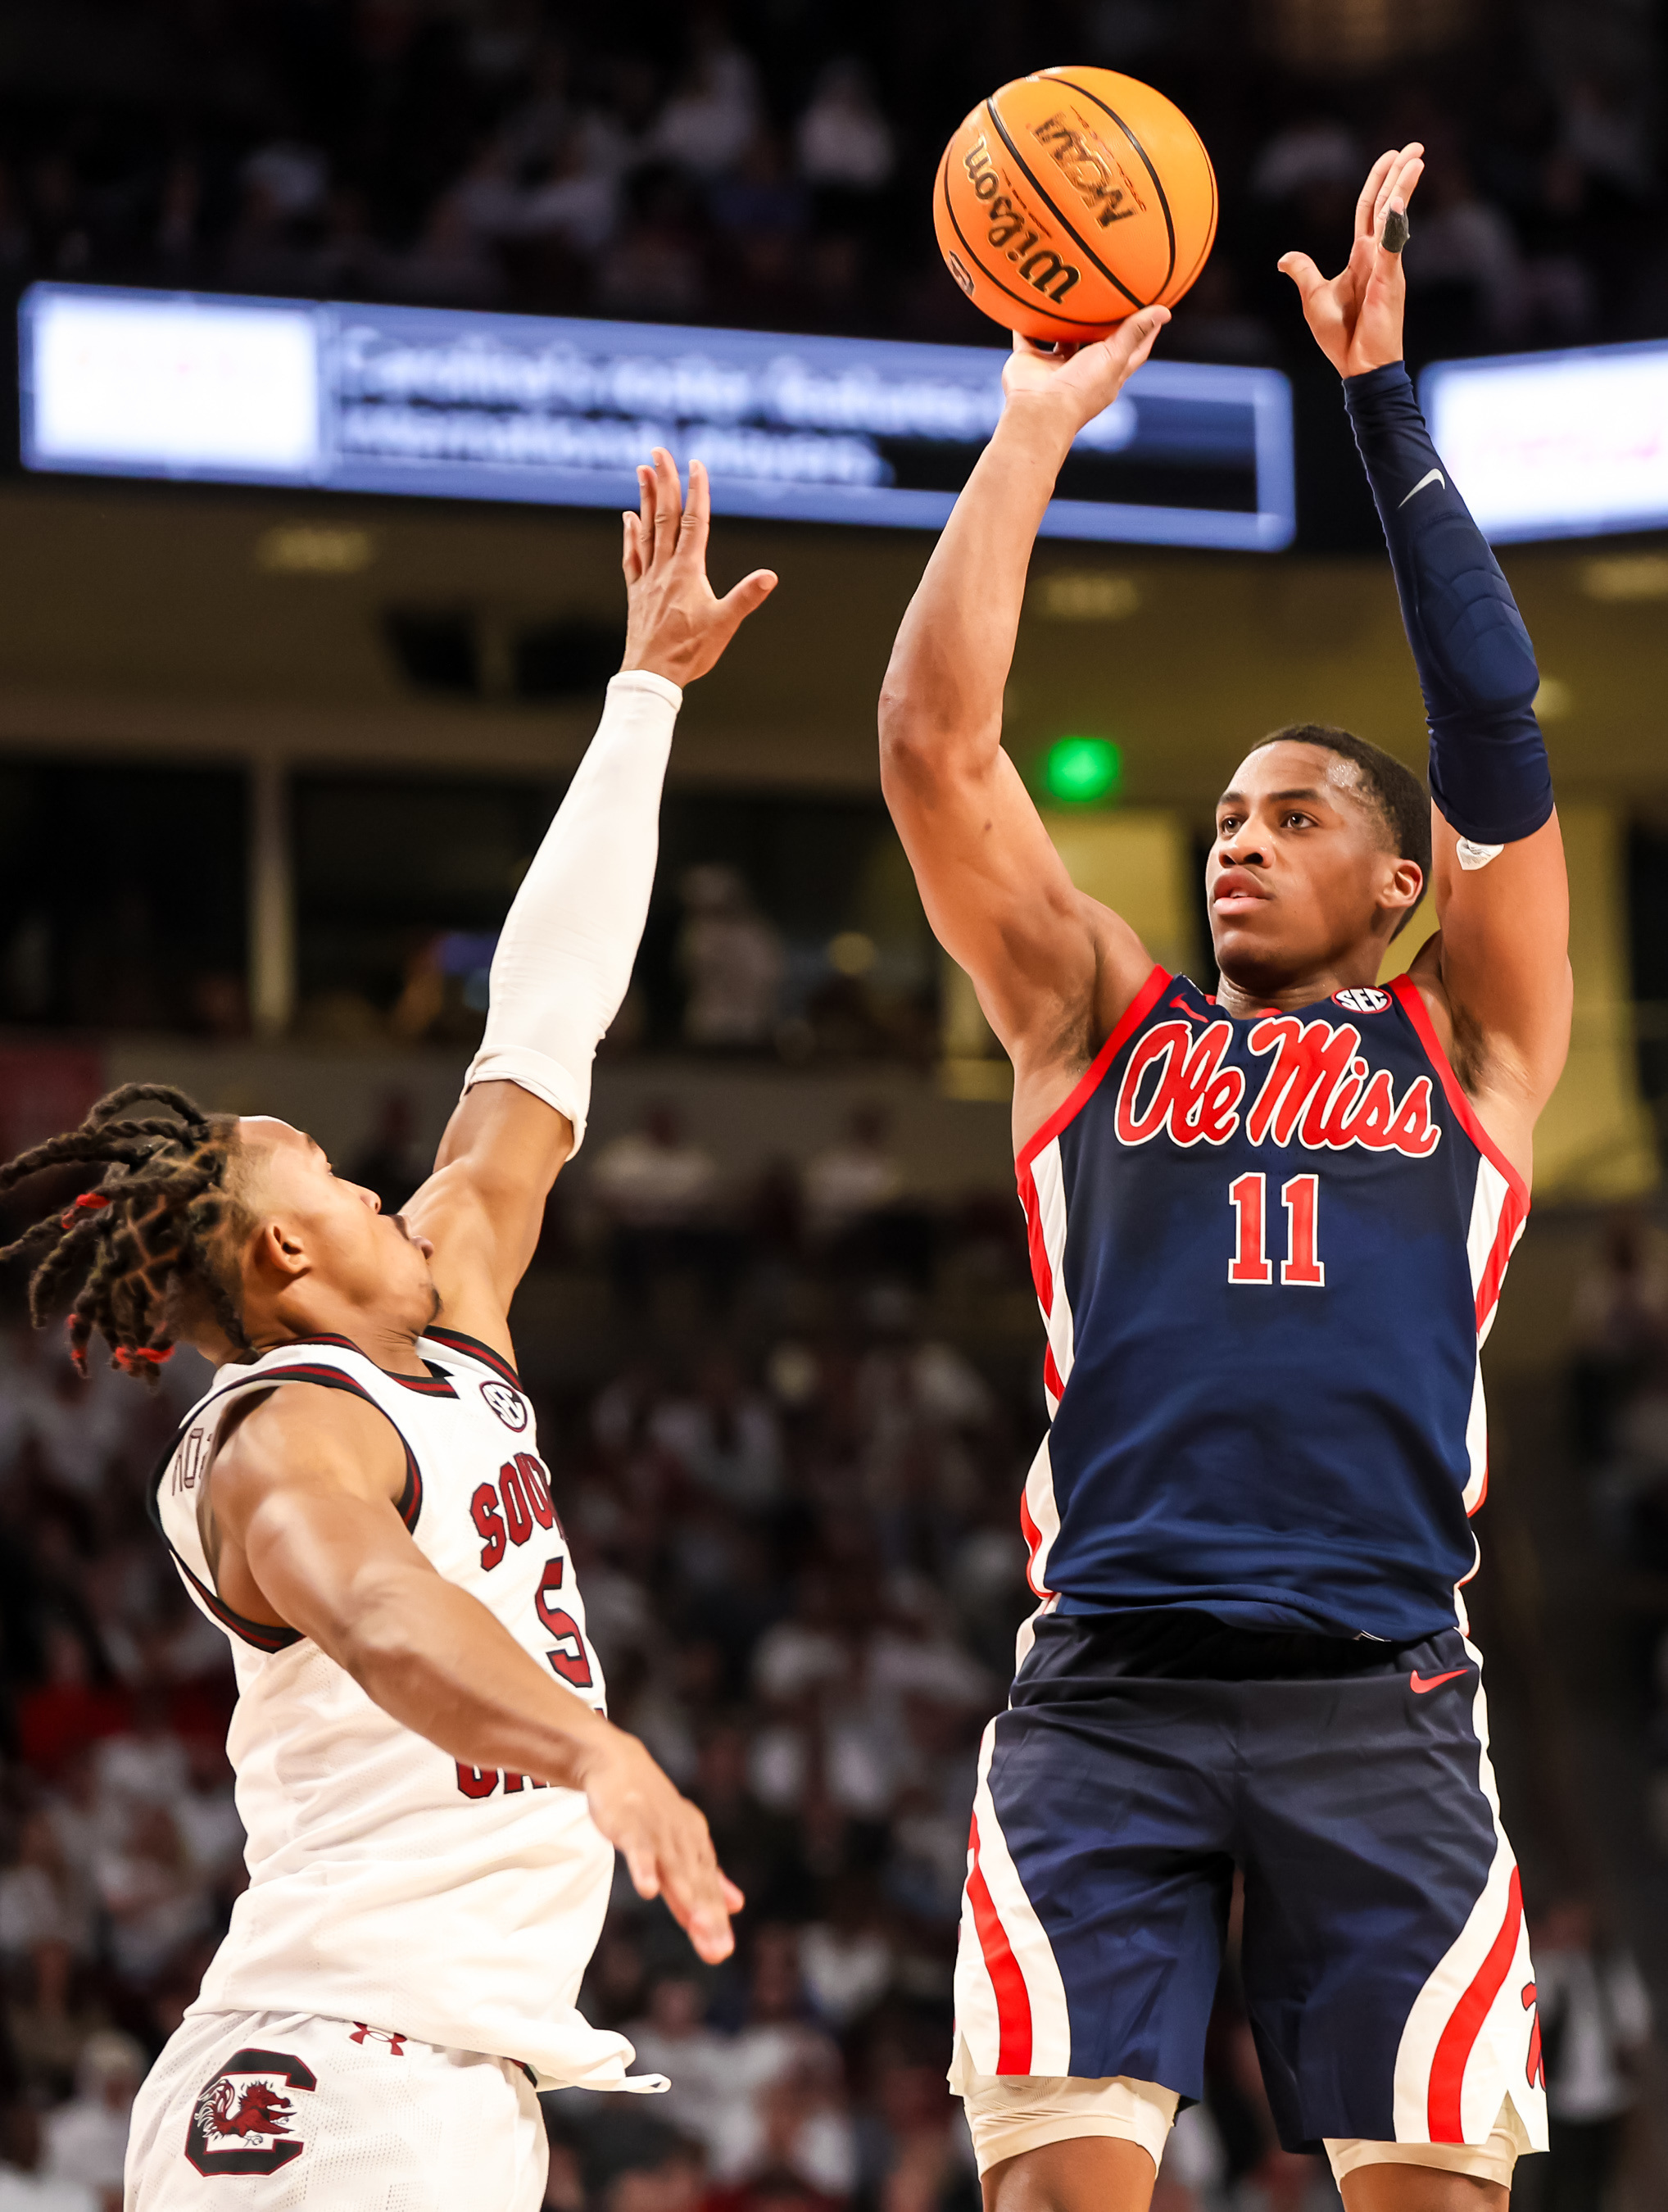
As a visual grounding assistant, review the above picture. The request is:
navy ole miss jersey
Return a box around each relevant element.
[1014,966,1529,1646]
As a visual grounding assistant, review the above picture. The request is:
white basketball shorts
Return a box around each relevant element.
[125,2009,547,2211]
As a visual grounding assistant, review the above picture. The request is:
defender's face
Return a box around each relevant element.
[1207,743,1399,990]
[236,1118,437,1330]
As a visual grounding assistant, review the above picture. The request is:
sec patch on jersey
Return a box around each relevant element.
[1332,986,1393,1013]
[481,1378,531,1430]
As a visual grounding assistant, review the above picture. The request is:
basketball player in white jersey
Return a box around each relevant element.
[0,453,776,2210]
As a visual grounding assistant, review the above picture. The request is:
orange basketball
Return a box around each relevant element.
[934,67,1218,344]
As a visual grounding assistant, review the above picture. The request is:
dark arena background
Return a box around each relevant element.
[1,2,1666,2206]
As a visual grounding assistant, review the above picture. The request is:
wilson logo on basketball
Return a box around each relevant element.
[186,2048,315,2177]
[1113,1017,1441,1159]
[960,136,1082,306]
[1030,111,1142,227]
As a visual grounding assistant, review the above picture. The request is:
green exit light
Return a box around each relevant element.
[1043,734,1122,806]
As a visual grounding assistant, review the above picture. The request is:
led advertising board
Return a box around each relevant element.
[1422,339,1668,544]
[20,283,1295,551]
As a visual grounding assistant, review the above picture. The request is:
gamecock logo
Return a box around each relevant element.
[186,2048,315,2176]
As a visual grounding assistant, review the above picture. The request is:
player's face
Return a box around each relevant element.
[1207,743,1408,990]
[236,1119,438,1333]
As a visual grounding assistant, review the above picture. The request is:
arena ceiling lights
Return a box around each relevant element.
[1422,340,1668,545]
[19,283,1295,553]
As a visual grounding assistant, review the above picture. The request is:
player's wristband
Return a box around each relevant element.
[1344,364,1553,849]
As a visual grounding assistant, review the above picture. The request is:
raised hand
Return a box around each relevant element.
[579,1727,745,1965]
[1001,305,1171,438]
[1278,143,1426,378]
[620,448,777,688]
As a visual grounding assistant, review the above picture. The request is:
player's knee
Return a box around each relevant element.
[981,2135,1158,2212]
[1339,2162,1509,2212]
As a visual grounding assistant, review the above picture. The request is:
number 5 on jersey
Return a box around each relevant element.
[1228,1172,1324,1287]
[535,1559,594,1688]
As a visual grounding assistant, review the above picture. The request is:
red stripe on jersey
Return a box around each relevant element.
[1389,976,1530,1211]
[424,1326,523,1389]
[966,1811,1033,2073]
[1427,1865,1523,2142]
[1018,1486,1050,1598]
[1473,1207,1525,1336]
[1018,1162,1054,1317]
[281,1334,457,1396]
[1016,967,1171,1172]
[1043,1345,1065,1403]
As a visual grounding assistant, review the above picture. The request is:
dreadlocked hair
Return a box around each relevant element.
[0,1083,254,1385]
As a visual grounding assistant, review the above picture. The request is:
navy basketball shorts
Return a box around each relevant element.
[952,1612,1548,2159]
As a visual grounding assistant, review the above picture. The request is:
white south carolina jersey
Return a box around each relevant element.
[150,1328,655,2095]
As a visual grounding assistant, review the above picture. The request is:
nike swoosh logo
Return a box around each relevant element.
[1409,1666,1470,1694]
[1399,468,1445,506]
[1168,995,1206,1024]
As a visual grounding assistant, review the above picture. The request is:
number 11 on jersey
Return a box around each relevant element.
[1229,1172,1325,1287]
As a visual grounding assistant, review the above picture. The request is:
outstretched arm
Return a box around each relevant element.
[1281,147,1571,1160]
[878,310,1169,1136]
[209,1386,744,1961]
[408,451,775,1344]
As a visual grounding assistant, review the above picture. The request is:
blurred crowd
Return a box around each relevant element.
[0,805,940,1061]
[0,0,1660,369]
[372,863,936,1069]
[1572,1211,1668,1846]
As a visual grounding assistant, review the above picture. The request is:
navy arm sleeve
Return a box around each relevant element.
[1343,362,1553,847]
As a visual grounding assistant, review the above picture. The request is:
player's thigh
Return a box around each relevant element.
[1236,1637,1540,2153]
[982,2135,1159,2212]
[1340,2164,1507,2212]
[127,2010,546,2211]
[966,1688,1234,2092]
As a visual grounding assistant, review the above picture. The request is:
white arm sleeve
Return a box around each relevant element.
[462,668,681,1154]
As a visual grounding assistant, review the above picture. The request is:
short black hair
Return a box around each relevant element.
[1249,722,1430,939]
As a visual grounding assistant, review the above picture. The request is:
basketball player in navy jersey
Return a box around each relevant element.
[880,146,1566,2209]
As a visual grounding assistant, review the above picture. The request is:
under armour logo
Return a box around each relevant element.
[1399,468,1445,507]
[349,2024,407,2056]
